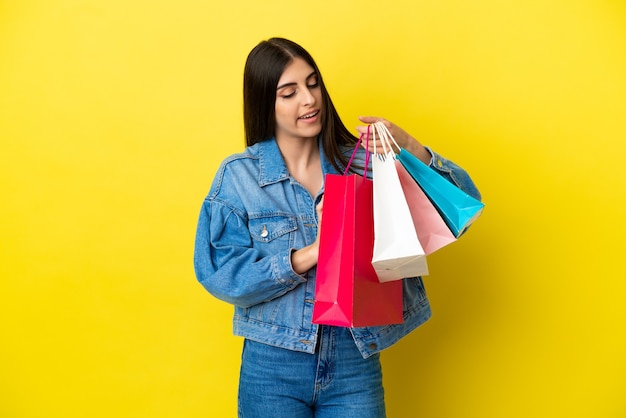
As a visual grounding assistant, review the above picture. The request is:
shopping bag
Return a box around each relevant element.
[371,122,428,282]
[397,149,484,237]
[395,160,457,254]
[312,128,404,327]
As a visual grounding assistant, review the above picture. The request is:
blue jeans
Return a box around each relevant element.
[238,326,386,417]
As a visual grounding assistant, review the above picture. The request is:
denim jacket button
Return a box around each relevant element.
[369,343,377,350]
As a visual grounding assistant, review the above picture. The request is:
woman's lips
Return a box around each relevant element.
[298,110,320,123]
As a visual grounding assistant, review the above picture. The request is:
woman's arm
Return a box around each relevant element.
[291,197,323,274]
[193,198,306,309]
[355,116,481,200]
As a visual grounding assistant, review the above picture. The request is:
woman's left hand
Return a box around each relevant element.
[356,116,432,164]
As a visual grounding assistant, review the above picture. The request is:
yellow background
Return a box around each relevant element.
[1,0,625,417]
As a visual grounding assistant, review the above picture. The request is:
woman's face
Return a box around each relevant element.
[274,57,323,142]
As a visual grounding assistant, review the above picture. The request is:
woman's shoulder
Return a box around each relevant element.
[215,143,262,174]
[207,144,262,199]
[221,143,259,164]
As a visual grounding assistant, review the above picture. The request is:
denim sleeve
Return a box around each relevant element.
[193,198,306,309]
[424,146,482,201]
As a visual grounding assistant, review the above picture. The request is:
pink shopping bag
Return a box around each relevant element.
[395,160,457,255]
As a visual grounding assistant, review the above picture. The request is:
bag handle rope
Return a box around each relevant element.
[343,124,371,176]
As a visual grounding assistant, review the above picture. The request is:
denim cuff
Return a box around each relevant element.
[273,249,307,288]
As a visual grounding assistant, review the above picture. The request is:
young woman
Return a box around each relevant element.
[194,37,481,418]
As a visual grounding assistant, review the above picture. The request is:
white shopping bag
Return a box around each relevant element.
[371,122,428,282]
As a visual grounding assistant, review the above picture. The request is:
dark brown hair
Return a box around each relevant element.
[243,37,359,173]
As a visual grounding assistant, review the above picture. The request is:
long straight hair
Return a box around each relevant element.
[243,38,359,173]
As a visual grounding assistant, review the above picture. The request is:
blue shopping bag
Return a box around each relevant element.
[397,149,484,237]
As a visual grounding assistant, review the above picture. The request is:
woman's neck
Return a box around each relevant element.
[276,135,322,197]
[276,135,318,165]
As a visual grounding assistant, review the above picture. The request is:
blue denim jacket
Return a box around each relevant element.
[194,137,481,359]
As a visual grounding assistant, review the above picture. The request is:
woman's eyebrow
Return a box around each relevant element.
[276,71,317,90]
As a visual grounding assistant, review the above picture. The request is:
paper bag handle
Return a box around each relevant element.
[372,121,401,158]
[343,124,371,176]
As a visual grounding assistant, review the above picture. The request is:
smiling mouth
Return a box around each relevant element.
[298,110,319,120]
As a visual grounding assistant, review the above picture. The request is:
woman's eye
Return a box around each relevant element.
[281,91,296,99]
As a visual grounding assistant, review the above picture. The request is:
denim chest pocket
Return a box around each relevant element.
[249,214,297,246]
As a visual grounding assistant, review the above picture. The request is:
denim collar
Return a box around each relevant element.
[256,137,338,187]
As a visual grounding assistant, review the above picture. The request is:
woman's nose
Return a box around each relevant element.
[301,86,315,105]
